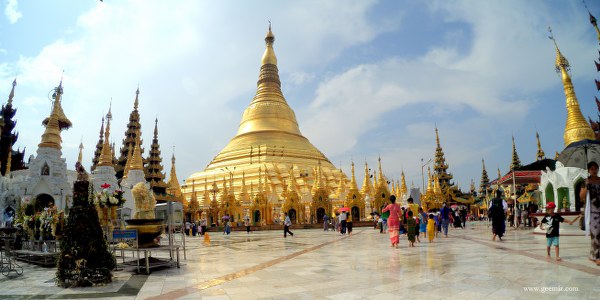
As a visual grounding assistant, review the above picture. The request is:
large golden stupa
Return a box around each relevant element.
[182,26,347,224]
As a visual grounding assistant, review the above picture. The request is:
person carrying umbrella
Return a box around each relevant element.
[579,161,600,266]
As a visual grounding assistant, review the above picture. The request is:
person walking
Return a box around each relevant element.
[283,212,294,238]
[539,202,578,261]
[460,206,468,229]
[339,210,347,235]
[579,161,600,266]
[419,207,427,240]
[489,190,507,241]
[244,217,251,234]
[382,195,402,248]
[347,212,353,235]
[323,214,330,231]
[427,214,436,243]
[440,203,451,237]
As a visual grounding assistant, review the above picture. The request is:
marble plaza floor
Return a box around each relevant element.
[1,222,599,300]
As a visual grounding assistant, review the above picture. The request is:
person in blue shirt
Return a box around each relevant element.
[440,202,451,237]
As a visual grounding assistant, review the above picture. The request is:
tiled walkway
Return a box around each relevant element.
[1,223,599,299]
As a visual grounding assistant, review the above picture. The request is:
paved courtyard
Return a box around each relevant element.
[1,222,599,299]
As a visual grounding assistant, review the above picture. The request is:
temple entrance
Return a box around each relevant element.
[34,194,54,212]
[575,180,584,212]
[351,206,360,221]
[289,209,297,223]
[253,210,261,224]
[316,207,325,223]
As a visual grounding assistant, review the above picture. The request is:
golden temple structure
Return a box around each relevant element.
[183,26,348,225]
[549,28,595,146]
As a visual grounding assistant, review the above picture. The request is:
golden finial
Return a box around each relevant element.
[435,126,441,147]
[7,78,16,105]
[497,168,502,180]
[536,132,545,160]
[129,135,144,170]
[261,22,277,66]
[98,105,114,166]
[548,26,595,146]
[511,135,521,170]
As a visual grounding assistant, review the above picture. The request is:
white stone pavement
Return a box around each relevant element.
[1,222,599,299]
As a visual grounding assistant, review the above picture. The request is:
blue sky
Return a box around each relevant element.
[1,0,599,192]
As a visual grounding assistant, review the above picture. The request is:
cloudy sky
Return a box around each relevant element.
[1,0,599,192]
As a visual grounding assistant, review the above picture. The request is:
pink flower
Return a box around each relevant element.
[101,183,111,189]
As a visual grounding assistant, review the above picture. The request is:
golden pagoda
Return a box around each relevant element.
[549,28,595,146]
[372,157,391,213]
[183,26,346,224]
[166,152,185,207]
[344,162,365,219]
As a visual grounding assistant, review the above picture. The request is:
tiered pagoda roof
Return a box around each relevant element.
[116,88,144,179]
[433,127,453,187]
[0,79,26,175]
[145,118,169,202]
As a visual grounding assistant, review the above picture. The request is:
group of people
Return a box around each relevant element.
[322,211,354,235]
[185,219,208,236]
[378,195,454,248]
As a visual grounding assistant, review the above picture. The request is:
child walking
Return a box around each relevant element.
[419,207,427,239]
[539,202,577,261]
[407,211,416,247]
[427,214,436,243]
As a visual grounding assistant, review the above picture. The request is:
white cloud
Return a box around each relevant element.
[4,0,22,24]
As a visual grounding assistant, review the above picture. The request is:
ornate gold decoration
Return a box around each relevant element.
[39,81,70,150]
[549,27,595,146]
[98,105,113,166]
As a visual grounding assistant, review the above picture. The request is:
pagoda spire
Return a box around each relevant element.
[7,78,15,105]
[433,127,453,187]
[360,161,373,199]
[535,132,546,161]
[129,135,144,171]
[549,27,595,146]
[400,171,408,198]
[145,118,168,202]
[167,150,184,205]
[1,79,26,175]
[77,141,84,164]
[349,162,358,191]
[585,1,600,42]
[479,158,490,197]
[42,79,72,130]
[510,135,522,171]
[336,168,346,198]
[116,87,143,179]
[91,116,104,171]
[377,156,386,188]
[39,80,70,150]
[98,106,114,167]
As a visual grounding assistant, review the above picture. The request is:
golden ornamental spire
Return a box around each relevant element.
[426,167,433,192]
[129,135,144,170]
[350,161,358,190]
[497,168,502,181]
[549,27,595,146]
[400,171,408,197]
[377,156,385,188]
[287,167,296,193]
[7,78,15,105]
[536,132,545,161]
[361,161,373,197]
[98,105,114,166]
[39,81,68,150]
[43,80,72,130]
[261,22,277,66]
